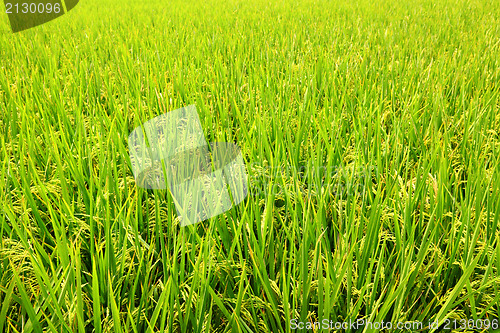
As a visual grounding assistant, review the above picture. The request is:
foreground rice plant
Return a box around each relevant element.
[1,0,500,331]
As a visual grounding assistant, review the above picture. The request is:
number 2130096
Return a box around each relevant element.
[442,318,498,330]
[5,2,61,14]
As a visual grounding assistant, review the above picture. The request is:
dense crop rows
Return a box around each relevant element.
[1,0,500,331]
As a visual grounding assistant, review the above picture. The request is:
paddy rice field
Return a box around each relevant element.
[1,0,500,331]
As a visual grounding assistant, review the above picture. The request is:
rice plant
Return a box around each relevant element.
[1,0,500,332]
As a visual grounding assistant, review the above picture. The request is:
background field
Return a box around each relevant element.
[1,0,500,332]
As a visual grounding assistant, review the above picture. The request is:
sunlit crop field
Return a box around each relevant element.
[1,0,500,332]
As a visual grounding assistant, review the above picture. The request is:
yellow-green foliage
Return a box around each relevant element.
[1,0,500,331]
